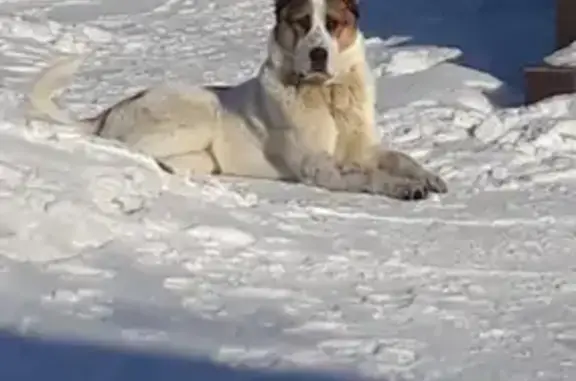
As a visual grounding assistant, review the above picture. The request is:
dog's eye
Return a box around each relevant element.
[294,15,311,31]
[325,17,339,32]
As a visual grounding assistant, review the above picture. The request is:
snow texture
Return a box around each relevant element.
[545,41,576,68]
[0,0,575,380]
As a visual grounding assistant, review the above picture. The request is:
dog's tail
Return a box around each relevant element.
[27,53,95,129]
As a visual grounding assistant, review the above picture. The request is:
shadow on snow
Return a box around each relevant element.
[0,329,377,381]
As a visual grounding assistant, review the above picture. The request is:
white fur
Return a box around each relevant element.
[26,0,448,201]
[293,0,338,77]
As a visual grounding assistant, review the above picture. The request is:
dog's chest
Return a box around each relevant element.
[297,81,364,114]
[298,67,367,122]
[295,71,369,157]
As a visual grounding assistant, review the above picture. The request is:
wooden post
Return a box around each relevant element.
[524,0,576,104]
[556,0,576,49]
[525,66,576,104]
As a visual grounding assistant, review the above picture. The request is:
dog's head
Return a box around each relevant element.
[272,0,361,84]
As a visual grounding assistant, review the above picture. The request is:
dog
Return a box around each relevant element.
[27,0,448,201]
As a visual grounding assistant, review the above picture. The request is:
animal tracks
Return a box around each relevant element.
[224,287,295,300]
[41,288,113,320]
[185,225,256,250]
[163,277,197,291]
[550,323,576,351]
[358,288,417,311]
[121,328,169,343]
[318,338,422,370]
[45,261,116,281]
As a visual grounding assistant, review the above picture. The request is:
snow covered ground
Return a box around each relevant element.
[546,41,576,68]
[0,0,576,380]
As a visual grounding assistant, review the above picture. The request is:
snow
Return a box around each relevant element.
[545,41,576,68]
[0,0,575,380]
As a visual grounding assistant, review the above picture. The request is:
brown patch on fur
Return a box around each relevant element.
[274,0,293,20]
[273,0,313,53]
[275,0,308,20]
[275,0,312,31]
[326,0,359,51]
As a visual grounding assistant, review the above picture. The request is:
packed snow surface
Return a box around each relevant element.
[0,1,575,380]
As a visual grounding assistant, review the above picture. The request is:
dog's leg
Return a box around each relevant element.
[283,147,345,191]
[375,149,448,194]
[278,133,431,200]
[268,128,345,192]
[328,114,435,199]
[328,134,441,200]
[127,128,218,175]
[157,151,218,175]
[329,106,446,197]
[302,153,433,200]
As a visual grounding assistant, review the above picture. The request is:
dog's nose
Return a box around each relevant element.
[309,47,328,71]
[309,47,328,63]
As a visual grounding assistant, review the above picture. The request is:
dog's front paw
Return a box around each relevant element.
[388,179,429,201]
[368,171,429,201]
[421,171,448,194]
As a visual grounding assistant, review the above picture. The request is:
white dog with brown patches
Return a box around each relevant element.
[28,0,448,201]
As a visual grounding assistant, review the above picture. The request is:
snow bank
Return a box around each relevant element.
[545,41,576,67]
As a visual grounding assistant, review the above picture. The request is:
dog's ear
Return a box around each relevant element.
[274,0,291,20]
[343,0,359,19]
